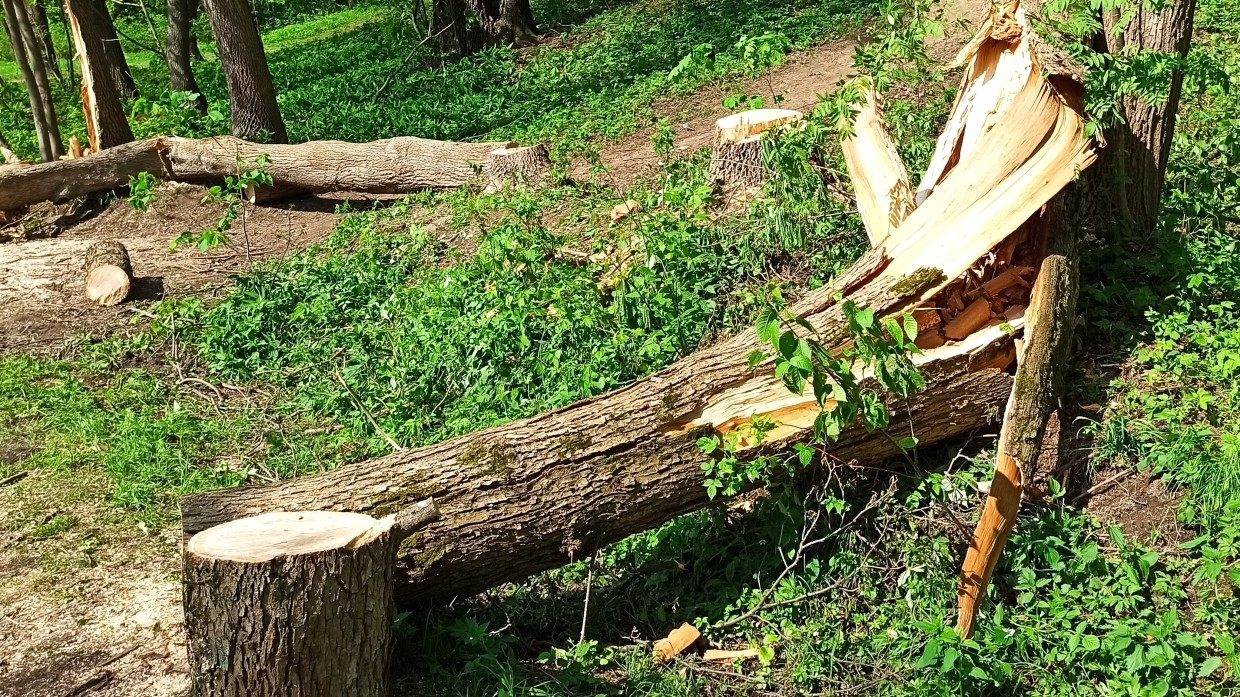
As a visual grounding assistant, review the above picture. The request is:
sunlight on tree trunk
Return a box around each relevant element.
[202,0,287,142]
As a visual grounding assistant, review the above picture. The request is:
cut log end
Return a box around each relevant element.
[83,241,133,306]
[186,510,384,563]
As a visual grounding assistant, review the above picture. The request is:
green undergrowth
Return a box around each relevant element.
[1,0,872,160]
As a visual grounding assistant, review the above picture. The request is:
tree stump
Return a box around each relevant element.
[708,108,803,188]
[182,501,439,697]
[83,240,132,305]
[485,143,552,193]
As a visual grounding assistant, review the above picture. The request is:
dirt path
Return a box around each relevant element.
[592,0,986,187]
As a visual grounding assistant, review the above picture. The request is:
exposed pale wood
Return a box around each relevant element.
[67,0,135,151]
[709,109,804,188]
[83,240,132,306]
[183,502,439,697]
[653,623,701,662]
[956,254,1077,638]
[715,109,803,144]
[0,135,518,210]
[943,297,991,340]
[841,85,915,245]
[702,648,760,662]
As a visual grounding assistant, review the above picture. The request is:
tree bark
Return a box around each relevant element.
[430,0,479,56]
[466,0,538,47]
[167,0,208,113]
[67,0,135,151]
[30,0,60,81]
[78,0,137,99]
[0,134,518,210]
[1093,0,1197,236]
[83,240,133,306]
[202,0,286,142]
[183,502,438,697]
[708,109,804,188]
[484,144,552,192]
[3,0,63,161]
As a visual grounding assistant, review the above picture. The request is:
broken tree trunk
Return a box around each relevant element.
[83,240,133,305]
[841,85,914,246]
[183,501,439,697]
[181,0,1094,604]
[0,135,517,211]
[956,252,1077,638]
[66,0,136,151]
[484,144,552,193]
[708,109,803,187]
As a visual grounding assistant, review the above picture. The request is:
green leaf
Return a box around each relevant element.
[940,647,959,673]
[903,312,919,341]
[915,639,941,669]
[1197,657,1223,678]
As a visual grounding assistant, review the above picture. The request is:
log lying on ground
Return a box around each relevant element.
[0,134,517,211]
[183,501,439,697]
[83,240,132,306]
[182,0,1095,604]
[708,109,803,187]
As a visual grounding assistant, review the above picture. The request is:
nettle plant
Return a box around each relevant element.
[173,155,274,252]
[700,287,926,498]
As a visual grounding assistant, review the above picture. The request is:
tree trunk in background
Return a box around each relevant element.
[30,0,60,81]
[466,0,538,46]
[189,0,204,60]
[78,0,137,99]
[202,0,287,142]
[67,0,135,150]
[431,0,480,55]
[2,0,63,161]
[1092,0,1196,237]
[167,0,207,112]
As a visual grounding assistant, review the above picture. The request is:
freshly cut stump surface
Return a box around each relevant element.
[709,109,804,188]
[183,511,401,697]
[83,240,132,306]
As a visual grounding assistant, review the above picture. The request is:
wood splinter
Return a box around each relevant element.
[83,240,132,306]
[956,253,1077,638]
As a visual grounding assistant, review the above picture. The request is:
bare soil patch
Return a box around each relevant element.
[0,182,345,355]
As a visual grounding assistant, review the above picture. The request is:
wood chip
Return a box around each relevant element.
[943,298,993,340]
[610,200,642,222]
[702,648,761,662]
[653,623,701,662]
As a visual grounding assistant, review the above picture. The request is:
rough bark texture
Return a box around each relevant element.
[167,0,208,113]
[0,135,516,210]
[466,0,538,46]
[184,516,397,697]
[181,255,1016,604]
[1094,0,1196,236]
[431,0,478,55]
[956,253,1077,638]
[67,0,135,151]
[484,144,552,192]
[83,240,133,305]
[30,0,59,81]
[79,0,136,98]
[3,0,63,161]
[202,0,286,142]
[709,138,767,188]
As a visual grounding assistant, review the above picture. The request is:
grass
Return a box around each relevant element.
[2,0,1240,693]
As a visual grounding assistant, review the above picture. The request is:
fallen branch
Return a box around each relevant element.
[0,134,519,211]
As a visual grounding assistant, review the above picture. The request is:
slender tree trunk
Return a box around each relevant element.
[202,0,286,142]
[167,0,207,112]
[77,0,137,99]
[67,0,135,150]
[30,0,60,80]
[2,0,63,161]
[189,0,204,60]
[1091,0,1196,236]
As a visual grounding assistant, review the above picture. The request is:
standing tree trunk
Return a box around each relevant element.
[30,0,60,81]
[167,0,207,112]
[1092,0,1196,236]
[431,0,479,55]
[465,0,538,47]
[77,0,137,99]
[67,0,135,151]
[202,0,286,142]
[2,0,63,161]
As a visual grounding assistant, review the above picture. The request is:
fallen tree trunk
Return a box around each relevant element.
[182,0,1095,605]
[0,134,517,211]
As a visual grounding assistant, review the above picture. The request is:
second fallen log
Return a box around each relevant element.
[83,240,132,306]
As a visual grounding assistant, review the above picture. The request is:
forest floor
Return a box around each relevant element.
[2,0,1239,694]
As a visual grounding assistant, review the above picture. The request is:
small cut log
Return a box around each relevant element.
[183,500,439,697]
[83,240,132,306]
